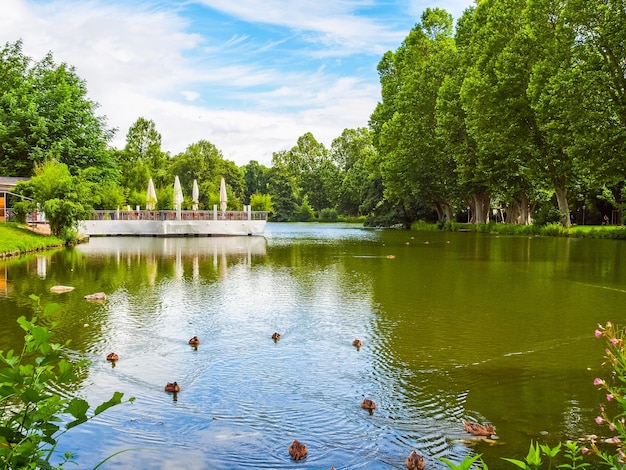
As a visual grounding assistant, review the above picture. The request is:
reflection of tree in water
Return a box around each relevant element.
[0,237,267,351]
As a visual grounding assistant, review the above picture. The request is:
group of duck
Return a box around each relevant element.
[106,334,496,468]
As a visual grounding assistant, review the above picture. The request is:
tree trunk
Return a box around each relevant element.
[555,186,570,227]
[517,193,531,225]
[444,203,453,223]
[471,193,490,224]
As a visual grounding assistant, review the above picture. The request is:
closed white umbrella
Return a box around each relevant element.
[219,177,227,212]
[146,178,157,210]
[173,176,184,212]
[192,179,199,211]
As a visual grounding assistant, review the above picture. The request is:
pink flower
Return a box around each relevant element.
[612,436,621,444]
[582,447,589,454]
[610,423,616,431]
[596,330,603,338]
[607,394,614,401]
[596,416,605,425]
[611,337,619,345]
[594,378,605,386]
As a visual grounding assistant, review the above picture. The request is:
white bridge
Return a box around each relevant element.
[79,209,267,237]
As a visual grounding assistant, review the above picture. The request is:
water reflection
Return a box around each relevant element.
[0,226,624,468]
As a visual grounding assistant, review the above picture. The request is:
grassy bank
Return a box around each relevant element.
[0,223,64,257]
[411,220,626,240]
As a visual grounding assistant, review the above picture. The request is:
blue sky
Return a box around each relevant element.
[1,0,474,166]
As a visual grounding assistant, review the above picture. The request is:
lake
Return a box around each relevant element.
[0,223,624,469]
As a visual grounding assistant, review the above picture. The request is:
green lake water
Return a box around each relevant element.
[0,223,624,469]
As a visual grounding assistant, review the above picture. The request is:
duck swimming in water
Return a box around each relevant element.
[165,382,180,393]
[361,398,377,410]
[272,332,281,341]
[188,336,200,346]
[352,339,362,348]
[106,353,119,361]
[405,450,426,470]
[464,420,496,436]
[288,439,307,460]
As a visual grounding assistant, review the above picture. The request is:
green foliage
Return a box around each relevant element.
[267,165,298,222]
[249,192,272,212]
[410,220,441,231]
[14,161,93,242]
[320,208,339,222]
[292,197,315,222]
[539,223,570,237]
[242,161,270,201]
[591,322,626,466]
[0,40,116,180]
[502,441,544,469]
[438,453,488,469]
[533,207,564,227]
[0,296,133,468]
[272,133,340,216]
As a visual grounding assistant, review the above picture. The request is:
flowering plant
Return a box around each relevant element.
[592,322,626,468]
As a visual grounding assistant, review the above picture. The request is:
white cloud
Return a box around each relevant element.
[181,91,201,101]
[0,0,472,167]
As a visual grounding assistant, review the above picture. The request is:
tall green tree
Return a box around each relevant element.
[242,160,270,202]
[119,117,169,197]
[330,128,378,217]
[267,163,298,221]
[272,133,340,216]
[168,140,244,210]
[372,8,459,225]
[563,0,626,222]
[0,40,116,180]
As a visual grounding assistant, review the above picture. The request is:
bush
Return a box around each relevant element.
[539,223,570,237]
[0,296,133,468]
[292,198,315,222]
[320,208,339,222]
[533,206,563,226]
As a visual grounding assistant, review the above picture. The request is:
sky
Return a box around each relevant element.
[1,0,474,166]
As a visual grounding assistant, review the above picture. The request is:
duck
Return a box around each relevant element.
[463,420,496,436]
[272,332,281,341]
[361,398,377,410]
[188,336,200,346]
[165,382,180,393]
[352,339,362,348]
[106,353,119,361]
[288,439,308,461]
[406,450,426,470]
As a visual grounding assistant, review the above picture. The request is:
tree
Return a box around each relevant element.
[14,160,93,241]
[0,40,117,181]
[372,8,459,225]
[250,192,273,212]
[272,133,340,216]
[330,128,378,217]
[242,160,270,202]
[119,117,169,200]
[267,164,298,221]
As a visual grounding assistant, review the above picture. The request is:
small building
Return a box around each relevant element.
[0,177,30,222]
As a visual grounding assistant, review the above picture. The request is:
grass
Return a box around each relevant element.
[410,220,626,240]
[0,223,64,256]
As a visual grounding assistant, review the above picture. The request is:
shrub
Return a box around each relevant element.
[320,208,339,222]
[539,223,569,237]
[0,296,133,468]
